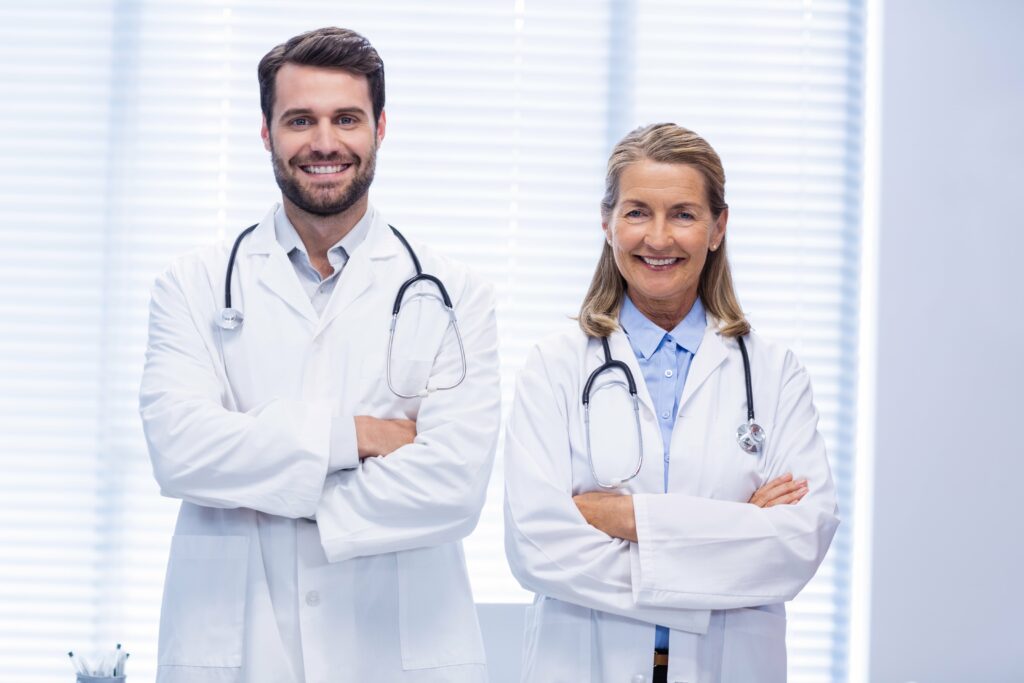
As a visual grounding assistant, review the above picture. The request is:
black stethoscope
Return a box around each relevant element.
[216,222,467,399]
[581,333,764,489]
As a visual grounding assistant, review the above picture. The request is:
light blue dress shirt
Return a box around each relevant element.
[618,294,707,652]
[274,203,374,317]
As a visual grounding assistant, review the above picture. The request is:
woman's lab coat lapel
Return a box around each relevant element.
[586,323,732,497]
[587,330,663,494]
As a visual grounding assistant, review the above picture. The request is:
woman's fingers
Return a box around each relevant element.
[748,473,792,505]
[749,473,809,507]
[762,485,808,508]
[756,473,794,498]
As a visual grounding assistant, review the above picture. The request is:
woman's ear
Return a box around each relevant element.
[711,207,728,250]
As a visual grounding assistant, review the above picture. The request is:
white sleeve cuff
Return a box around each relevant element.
[328,413,360,471]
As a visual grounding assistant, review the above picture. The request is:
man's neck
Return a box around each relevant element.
[281,196,369,277]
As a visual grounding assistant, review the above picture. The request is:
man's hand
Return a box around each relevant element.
[748,473,808,508]
[573,491,637,542]
[354,416,417,459]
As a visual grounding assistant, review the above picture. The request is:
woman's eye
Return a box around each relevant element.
[625,209,645,219]
[676,211,695,221]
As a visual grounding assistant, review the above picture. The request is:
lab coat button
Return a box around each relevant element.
[305,590,321,606]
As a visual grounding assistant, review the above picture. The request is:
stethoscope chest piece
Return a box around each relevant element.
[217,307,244,331]
[737,419,765,454]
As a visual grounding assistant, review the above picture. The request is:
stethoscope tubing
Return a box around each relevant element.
[582,328,765,488]
[219,221,466,399]
[583,336,644,489]
[224,223,258,311]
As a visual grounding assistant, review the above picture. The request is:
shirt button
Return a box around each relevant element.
[305,590,320,607]
[661,411,671,420]
[664,369,674,378]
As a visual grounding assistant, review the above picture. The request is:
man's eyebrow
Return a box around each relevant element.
[277,106,368,121]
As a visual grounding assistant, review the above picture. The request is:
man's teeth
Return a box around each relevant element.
[303,164,348,174]
[640,256,679,266]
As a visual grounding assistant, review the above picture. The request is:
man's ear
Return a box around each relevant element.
[261,116,271,152]
[376,110,387,146]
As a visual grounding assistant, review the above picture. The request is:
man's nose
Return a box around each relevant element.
[309,121,340,155]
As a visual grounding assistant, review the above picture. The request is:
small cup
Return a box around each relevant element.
[76,676,125,682]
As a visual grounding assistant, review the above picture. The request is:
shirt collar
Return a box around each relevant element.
[619,295,707,359]
[273,203,376,262]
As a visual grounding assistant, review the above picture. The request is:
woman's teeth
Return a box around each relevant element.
[640,256,679,266]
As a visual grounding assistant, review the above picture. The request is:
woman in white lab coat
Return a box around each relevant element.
[503,123,839,683]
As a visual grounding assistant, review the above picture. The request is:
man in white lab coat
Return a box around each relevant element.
[139,27,501,683]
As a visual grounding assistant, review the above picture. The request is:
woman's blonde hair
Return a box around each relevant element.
[578,123,750,338]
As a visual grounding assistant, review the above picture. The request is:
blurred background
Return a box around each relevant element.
[0,0,1020,681]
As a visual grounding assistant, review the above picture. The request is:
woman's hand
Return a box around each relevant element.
[573,491,637,542]
[748,473,808,508]
[574,473,807,542]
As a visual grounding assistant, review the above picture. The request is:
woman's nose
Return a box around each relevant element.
[644,218,672,250]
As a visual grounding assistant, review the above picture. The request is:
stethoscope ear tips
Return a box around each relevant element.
[217,307,244,330]
[737,420,766,454]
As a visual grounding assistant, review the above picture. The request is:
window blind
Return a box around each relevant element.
[630,2,864,680]
[0,2,118,678]
[0,2,864,681]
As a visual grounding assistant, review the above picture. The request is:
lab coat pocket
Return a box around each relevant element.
[520,597,591,683]
[720,606,787,683]
[396,544,486,669]
[158,535,249,668]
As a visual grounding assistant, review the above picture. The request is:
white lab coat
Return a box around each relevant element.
[503,321,839,683]
[139,206,501,683]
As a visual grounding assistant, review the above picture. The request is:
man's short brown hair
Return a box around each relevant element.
[258,27,385,127]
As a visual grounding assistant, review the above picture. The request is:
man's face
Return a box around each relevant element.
[261,63,386,217]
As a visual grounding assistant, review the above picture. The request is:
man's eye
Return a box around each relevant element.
[338,116,355,125]
[291,118,310,126]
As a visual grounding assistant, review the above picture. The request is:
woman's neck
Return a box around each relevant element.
[627,289,697,332]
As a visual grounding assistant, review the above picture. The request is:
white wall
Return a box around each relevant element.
[869,1,1024,681]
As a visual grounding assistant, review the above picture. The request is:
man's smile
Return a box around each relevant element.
[298,162,353,177]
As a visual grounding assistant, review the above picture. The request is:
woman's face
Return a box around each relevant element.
[603,159,726,314]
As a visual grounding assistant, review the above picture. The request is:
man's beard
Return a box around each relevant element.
[270,142,377,217]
